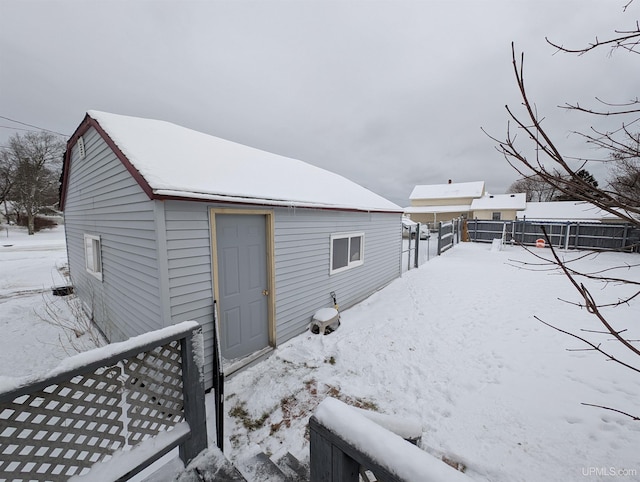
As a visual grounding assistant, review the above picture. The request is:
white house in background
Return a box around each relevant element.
[59,111,403,385]
[517,201,626,223]
[404,181,485,225]
[470,193,527,221]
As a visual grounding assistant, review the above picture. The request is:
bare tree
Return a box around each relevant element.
[0,150,16,222]
[508,170,600,202]
[488,5,640,419]
[508,172,567,201]
[607,132,640,204]
[4,131,65,234]
[486,39,640,226]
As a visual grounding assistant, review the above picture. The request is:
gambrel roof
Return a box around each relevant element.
[60,111,402,213]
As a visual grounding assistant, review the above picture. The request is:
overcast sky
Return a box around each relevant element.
[0,0,637,206]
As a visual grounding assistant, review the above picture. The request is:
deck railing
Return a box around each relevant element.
[309,397,470,482]
[0,321,207,481]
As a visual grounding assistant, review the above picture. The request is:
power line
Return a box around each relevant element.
[0,115,69,137]
[0,125,37,132]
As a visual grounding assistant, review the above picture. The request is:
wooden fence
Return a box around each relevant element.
[467,219,640,251]
[0,321,207,481]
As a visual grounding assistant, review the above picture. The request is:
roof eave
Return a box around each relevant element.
[153,189,403,214]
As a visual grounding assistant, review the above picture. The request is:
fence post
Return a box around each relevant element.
[310,417,360,482]
[179,327,208,465]
[453,218,457,244]
[564,222,570,250]
[407,226,413,271]
[437,222,443,256]
[414,223,421,269]
[213,300,225,451]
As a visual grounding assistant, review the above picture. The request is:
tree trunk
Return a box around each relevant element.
[27,212,35,235]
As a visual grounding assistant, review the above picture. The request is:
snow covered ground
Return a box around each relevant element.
[223,240,640,481]
[0,225,97,378]
[1,225,639,481]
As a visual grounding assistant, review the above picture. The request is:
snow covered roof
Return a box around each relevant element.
[409,181,485,200]
[471,193,527,211]
[62,111,401,213]
[404,204,472,214]
[517,201,623,222]
[401,216,417,227]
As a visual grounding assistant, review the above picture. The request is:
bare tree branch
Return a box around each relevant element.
[581,403,640,421]
[494,6,640,423]
[535,316,640,375]
[490,44,640,225]
[545,23,640,56]
[539,226,640,359]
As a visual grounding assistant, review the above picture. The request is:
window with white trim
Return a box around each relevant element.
[330,232,364,274]
[84,234,103,280]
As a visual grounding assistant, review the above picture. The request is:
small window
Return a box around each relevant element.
[84,234,103,280]
[492,212,501,221]
[330,233,364,274]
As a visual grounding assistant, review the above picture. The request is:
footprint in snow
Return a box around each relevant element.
[565,416,582,425]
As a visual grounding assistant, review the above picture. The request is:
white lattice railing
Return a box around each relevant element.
[0,321,207,481]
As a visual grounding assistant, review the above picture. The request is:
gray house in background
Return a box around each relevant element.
[60,111,403,387]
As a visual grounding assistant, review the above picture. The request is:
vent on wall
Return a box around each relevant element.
[77,136,86,159]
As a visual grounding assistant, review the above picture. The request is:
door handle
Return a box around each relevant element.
[262,289,269,296]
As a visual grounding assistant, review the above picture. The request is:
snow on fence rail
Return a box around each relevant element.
[310,397,470,482]
[467,219,640,252]
[0,321,207,482]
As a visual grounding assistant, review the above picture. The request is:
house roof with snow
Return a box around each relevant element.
[471,193,527,211]
[401,216,417,227]
[60,111,402,213]
[404,204,472,215]
[517,201,624,222]
[409,181,485,201]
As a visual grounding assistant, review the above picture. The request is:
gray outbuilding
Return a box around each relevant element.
[60,111,403,387]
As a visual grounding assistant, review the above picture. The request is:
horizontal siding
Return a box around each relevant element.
[158,201,401,388]
[168,256,212,271]
[169,263,212,281]
[164,201,215,387]
[167,247,211,262]
[273,208,402,343]
[170,298,214,319]
[64,127,162,342]
[171,271,212,289]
